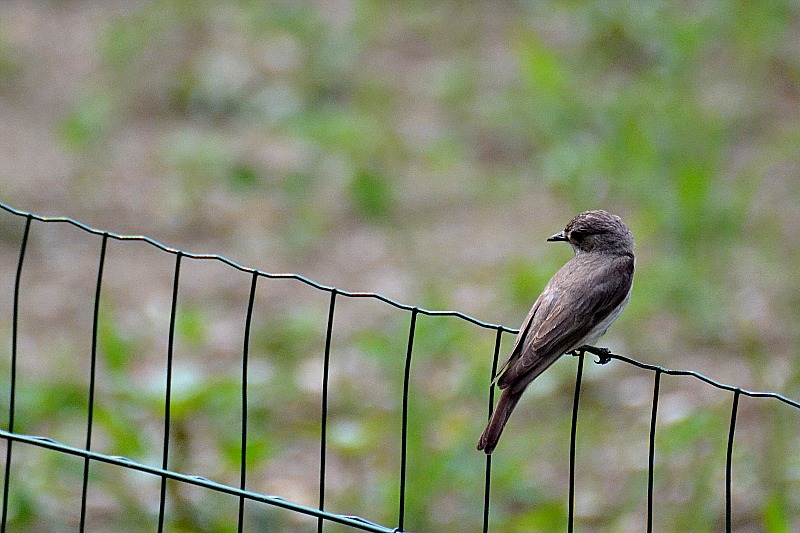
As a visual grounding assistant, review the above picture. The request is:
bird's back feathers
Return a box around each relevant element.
[497,252,633,393]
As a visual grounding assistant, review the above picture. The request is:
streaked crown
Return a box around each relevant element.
[563,210,634,254]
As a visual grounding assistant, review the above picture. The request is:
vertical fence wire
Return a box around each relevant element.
[318,289,337,533]
[1,214,31,532]
[568,352,585,533]
[78,232,108,532]
[726,389,741,533]
[157,251,183,532]
[482,327,504,533]
[397,307,418,533]
[238,270,259,532]
[646,369,662,533]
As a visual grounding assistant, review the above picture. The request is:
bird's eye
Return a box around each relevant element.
[569,230,585,241]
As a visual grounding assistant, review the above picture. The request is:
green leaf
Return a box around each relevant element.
[228,163,261,191]
[764,492,790,533]
[57,93,113,151]
[176,305,207,347]
[98,309,137,372]
[348,167,393,220]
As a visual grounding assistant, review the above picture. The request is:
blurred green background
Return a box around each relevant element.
[1,0,800,531]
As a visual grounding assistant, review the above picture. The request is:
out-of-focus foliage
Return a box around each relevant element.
[1,0,800,531]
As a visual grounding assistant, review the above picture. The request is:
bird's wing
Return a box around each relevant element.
[497,254,633,392]
[491,289,554,385]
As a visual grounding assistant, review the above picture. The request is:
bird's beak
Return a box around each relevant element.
[547,231,568,242]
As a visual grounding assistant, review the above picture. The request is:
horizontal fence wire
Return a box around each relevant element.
[1,200,800,532]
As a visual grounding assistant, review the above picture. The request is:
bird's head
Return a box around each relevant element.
[547,210,634,255]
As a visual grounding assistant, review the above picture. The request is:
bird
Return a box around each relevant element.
[478,210,635,454]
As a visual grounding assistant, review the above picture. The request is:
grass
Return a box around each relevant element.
[2,0,800,531]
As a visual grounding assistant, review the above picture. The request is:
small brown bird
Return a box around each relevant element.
[478,210,635,454]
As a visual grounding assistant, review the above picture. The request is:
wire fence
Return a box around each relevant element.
[0,201,799,532]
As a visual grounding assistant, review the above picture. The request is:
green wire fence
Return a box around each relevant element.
[1,201,798,532]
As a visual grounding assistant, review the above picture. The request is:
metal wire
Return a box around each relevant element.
[398,308,418,533]
[482,327,504,533]
[318,288,337,533]
[239,270,258,532]
[79,232,107,532]
[1,213,30,532]
[0,429,397,533]
[0,203,515,334]
[567,352,585,533]
[646,369,661,533]
[1,201,799,532]
[156,251,182,532]
[726,389,741,533]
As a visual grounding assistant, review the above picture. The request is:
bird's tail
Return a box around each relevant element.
[477,388,523,454]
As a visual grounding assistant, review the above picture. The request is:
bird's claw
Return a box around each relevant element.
[572,345,613,365]
[595,352,612,365]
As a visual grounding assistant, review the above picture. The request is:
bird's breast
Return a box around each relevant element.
[581,283,632,346]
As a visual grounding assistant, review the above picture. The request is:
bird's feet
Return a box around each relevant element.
[569,345,613,365]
